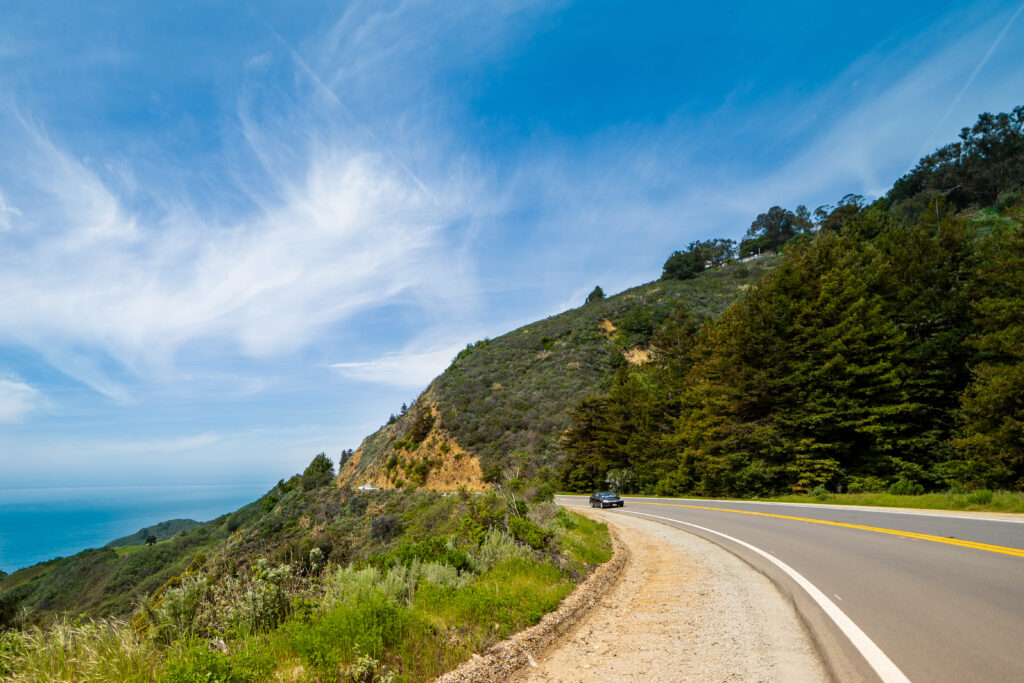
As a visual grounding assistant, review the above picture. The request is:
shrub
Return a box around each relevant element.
[809,485,831,500]
[888,478,925,496]
[966,489,994,505]
[408,407,435,444]
[471,529,531,571]
[371,515,402,542]
[345,650,397,683]
[0,593,23,631]
[146,573,209,642]
[846,476,887,493]
[162,639,238,683]
[381,563,420,606]
[225,561,294,634]
[383,536,473,573]
[326,566,382,606]
[508,517,550,550]
[283,595,412,680]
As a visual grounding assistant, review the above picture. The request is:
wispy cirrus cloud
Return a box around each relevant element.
[0,88,477,401]
[331,342,468,389]
[0,377,43,423]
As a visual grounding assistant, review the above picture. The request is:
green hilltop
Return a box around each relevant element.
[105,519,200,549]
[339,255,778,490]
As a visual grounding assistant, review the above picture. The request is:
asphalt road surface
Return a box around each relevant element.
[557,495,1024,682]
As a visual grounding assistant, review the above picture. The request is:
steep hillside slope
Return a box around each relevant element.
[338,257,778,490]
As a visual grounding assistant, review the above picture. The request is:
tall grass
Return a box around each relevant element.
[0,617,162,682]
[550,509,613,570]
[761,489,1024,513]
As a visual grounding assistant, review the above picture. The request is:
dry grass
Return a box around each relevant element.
[1,617,162,682]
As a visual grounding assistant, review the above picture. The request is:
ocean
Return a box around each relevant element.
[0,484,272,573]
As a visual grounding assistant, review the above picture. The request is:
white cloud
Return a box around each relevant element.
[0,100,476,398]
[0,378,42,422]
[332,342,466,389]
[0,190,20,231]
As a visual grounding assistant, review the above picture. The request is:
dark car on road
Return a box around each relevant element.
[589,491,624,508]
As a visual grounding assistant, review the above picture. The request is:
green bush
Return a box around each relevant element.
[508,517,549,550]
[376,536,472,573]
[888,478,925,496]
[283,595,413,679]
[966,489,994,505]
[162,640,239,683]
[371,515,403,541]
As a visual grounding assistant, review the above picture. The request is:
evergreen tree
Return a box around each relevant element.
[301,453,334,490]
[955,203,1024,488]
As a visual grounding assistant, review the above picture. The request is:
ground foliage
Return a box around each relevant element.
[1,457,611,681]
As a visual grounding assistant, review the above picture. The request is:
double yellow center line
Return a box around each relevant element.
[625,500,1024,558]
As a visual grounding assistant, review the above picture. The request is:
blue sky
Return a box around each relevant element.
[1,1,1023,488]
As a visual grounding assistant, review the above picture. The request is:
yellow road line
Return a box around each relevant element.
[627,501,1024,558]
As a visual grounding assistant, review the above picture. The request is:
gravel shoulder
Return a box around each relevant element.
[516,509,827,682]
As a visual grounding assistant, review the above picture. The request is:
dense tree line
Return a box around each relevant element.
[563,107,1024,496]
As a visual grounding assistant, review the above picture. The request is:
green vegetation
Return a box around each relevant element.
[560,106,1024,499]
[759,490,1024,514]
[113,543,164,558]
[346,255,776,488]
[106,519,200,548]
[0,477,610,682]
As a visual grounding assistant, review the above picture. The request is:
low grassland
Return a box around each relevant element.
[112,542,167,558]
[760,489,1024,514]
[0,492,611,682]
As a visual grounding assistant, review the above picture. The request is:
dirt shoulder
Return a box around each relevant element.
[516,509,827,682]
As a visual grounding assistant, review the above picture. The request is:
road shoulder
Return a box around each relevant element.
[517,509,827,682]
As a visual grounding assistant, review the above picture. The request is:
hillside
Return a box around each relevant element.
[105,519,200,548]
[338,256,778,491]
[0,464,611,681]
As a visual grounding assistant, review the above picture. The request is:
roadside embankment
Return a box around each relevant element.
[435,518,629,682]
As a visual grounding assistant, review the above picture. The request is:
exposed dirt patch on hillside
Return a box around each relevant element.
[336,408,489,492]
[622,347,651,365]
[598,318,617,337]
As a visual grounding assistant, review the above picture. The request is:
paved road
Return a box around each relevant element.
[557,495,1024,682]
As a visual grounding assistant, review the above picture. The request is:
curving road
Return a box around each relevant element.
[556,495,1024,682]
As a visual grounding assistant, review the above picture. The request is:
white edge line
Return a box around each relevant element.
[625,510,911,683]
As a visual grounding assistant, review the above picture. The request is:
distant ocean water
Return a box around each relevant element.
[0,484,271,573]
